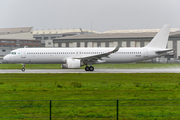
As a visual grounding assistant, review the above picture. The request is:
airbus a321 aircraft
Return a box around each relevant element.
[3,25,173,72]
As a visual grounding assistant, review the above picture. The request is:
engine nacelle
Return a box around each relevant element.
[61,59,81,69]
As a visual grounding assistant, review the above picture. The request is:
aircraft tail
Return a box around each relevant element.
[145,25,171,49]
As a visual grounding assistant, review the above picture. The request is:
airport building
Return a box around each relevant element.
[33,28,98,47]
[0,27,41,62]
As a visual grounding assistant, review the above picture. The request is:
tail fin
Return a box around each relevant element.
[145,25,171,49]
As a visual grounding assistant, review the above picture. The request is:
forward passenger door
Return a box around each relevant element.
[21,49,26,58]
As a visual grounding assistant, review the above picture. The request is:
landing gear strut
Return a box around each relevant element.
[21,64,25,72]
[85,66,94,71]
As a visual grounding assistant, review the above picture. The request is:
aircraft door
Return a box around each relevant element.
[143,48,148,58]
[21,49,26,58]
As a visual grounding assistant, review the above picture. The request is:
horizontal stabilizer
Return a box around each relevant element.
[156,49,173,54]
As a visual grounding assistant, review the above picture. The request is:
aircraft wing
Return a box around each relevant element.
[73,42,122,63]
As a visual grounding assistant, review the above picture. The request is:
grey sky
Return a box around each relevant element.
[0,0,180,32]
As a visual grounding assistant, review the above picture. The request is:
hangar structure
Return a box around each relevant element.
[0,27,41,57]
[52,28,180,59]
[33,28,98,47]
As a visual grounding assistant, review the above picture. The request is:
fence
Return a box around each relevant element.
[0,99,180,119]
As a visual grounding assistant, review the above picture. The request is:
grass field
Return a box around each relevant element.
[1,73,180,119]
[1,63,180,69]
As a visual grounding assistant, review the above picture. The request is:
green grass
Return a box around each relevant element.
[1,73,180,119]
[1,63,180,69]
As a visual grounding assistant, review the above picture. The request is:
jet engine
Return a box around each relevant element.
[61,59,82,69]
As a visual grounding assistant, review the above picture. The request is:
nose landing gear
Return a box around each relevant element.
[21,64,25,72]
[85,66,94,71]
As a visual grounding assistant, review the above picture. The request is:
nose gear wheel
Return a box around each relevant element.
[21,64,25,72]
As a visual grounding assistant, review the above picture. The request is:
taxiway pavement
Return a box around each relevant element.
[1,69,180,73]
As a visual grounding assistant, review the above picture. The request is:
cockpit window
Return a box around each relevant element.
[10,52,16,55]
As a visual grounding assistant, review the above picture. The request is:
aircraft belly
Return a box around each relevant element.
[105,55,144,63]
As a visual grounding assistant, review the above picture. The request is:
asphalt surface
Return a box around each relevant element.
[1,69,180,73]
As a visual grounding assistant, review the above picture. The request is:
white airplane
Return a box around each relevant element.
[3,25,173,72]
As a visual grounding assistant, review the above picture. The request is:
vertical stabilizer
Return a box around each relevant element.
[145,25,171,49]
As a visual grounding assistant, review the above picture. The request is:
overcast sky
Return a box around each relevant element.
[0,0,180,32]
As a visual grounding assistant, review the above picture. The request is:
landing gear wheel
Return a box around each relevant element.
[89,66,94,71]
[21,68,25,72]
[85,66,94,71]
[21,64,25,72]
[85,66,90,71]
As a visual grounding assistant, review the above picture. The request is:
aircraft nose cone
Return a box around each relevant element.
[2,56,9,63]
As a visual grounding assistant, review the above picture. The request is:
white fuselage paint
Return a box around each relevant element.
[3,47,164,64]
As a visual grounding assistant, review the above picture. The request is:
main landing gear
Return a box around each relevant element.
[21,64,25,72]
[85,66,94,71]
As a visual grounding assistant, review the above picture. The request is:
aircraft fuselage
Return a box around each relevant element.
[3,47,164,64]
